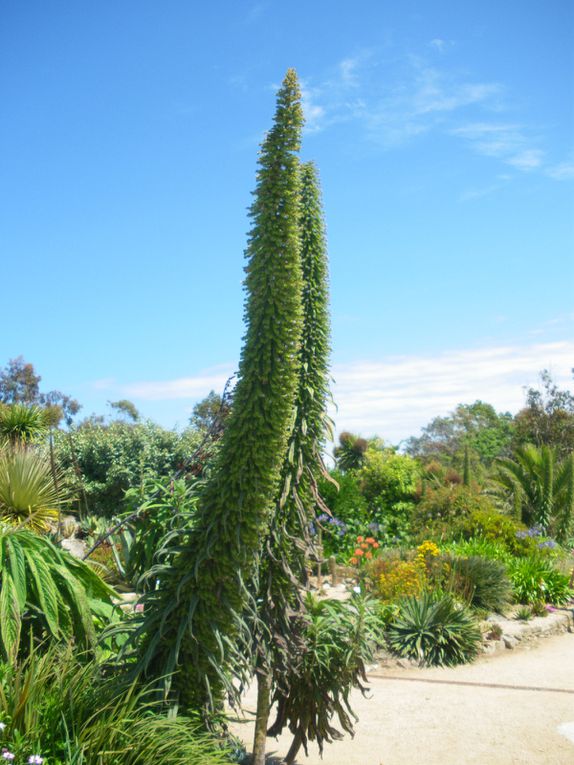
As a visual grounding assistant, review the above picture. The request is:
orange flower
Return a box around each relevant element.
[350,557,358,565]
[361,543,369,550]
[357,536,364,543]
[354,548,364,556]
[365,551,373,559]
[373,542,380,549]
[365,537,375,544]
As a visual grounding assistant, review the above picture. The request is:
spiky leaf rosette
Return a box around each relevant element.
[132,69,305,714]
[256,162,332,667]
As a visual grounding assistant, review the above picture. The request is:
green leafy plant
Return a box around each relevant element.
[446,555,512,613]
[106,477,199,591]
[0,525,115,660]
[386,592,481,667]
[443,537,513,564]
[515,605,533,621]
[507,556,572,605]
[266,595,383,764]
[0,645,234,765]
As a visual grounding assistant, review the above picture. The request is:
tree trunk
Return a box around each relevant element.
[252,671,272,765]
[282,731,302,764]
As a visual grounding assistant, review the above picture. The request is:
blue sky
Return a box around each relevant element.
[1,1,573,443]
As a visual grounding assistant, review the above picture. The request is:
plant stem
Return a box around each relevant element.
[252,671,272,765]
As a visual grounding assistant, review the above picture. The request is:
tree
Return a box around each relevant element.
[405,401,514,473]
[513,370,574,459]
[0,357,81,427]
[133,69,305,715]
[189,390,231,434]
[493,445,574,541]
[109,399,140,422]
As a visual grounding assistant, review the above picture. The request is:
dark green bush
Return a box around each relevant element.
[386,592,482,667]
[54,421,202,517]
[446,555,512,613]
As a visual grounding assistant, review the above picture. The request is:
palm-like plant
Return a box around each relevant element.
[0,447,64,531]
[493,445,574,541]
[0,404,48,446]
[0,524,115,660]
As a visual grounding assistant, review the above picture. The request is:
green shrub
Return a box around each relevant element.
[386,592,482,667]
[54,421,202,517]
[507,556,572,605]
[0,646,234,764]
[446,555,512,613]
[454,510,536,556]
[411,486,494,540]
[443,537,512,565]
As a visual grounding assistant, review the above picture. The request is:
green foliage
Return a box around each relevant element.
[0,405,48,446]
[507,556,572,605]
[358,446,419,508]
[109,477,199,591]
[334,432,368,473]
[267,595,383,759]
[411,485,494,540]
[134,69,305,714]
[446,555,512,613]
[405,400,514,472]
[0,646,234,764]
[109,399,140,422]
[512,370,574,459]
[0,447,63,532]
[54,421,201,517]
[454,509,535,556]
[318,470,368,525]
[0,357,81,427]
[493,445,574,541]
[386,592,482,667]
[443,537,513,565]
[0,525,115,660]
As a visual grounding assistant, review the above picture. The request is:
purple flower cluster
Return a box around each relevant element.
[515,525,544,539]
[537,539,557,550]
[316,513,347,537]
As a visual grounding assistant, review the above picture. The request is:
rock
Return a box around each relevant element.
[60,538,87,559]
[503,635,519,650]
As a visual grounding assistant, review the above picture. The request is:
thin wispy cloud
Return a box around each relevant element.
[331,340,574,443]
[298,46,569,182]
[104,339,573,446]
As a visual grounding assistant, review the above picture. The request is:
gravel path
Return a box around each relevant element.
[230,630,574,765]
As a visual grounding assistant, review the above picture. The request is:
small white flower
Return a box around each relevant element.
[0,724,5,731]
[2,751,15,762]
[353,586,361,594]
[28,756,44,764]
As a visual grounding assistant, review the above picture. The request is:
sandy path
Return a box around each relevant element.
[229,631,574,765]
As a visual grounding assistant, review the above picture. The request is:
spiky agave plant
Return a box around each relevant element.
[0,404,48,447]
[132,69,305,715]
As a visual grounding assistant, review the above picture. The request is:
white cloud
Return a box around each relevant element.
[506,149,544,170]
[330,341,574,444]
[429,38,446,53]
[122,365,234,401]
[546,161,574,180]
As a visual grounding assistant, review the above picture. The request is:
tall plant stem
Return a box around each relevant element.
[252,671,272,765]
